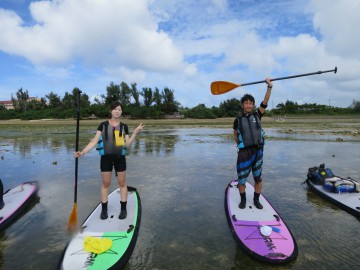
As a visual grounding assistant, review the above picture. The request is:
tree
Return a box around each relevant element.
[105,82,121,105]
[61,88,85,109]
[46,92,62,108]
[185,104,216,119]
[130,83,140,106]
[141,87,153,107]
[120,82,132,106]
[162,87,179,114]
[94,94,105,105]
[62,92,74,109]
[153,87,162,106]
[27,97,47,111]
[12,88,29,112]
[352,100,360,113]
[219,98,242,117]
[80,91,90,108]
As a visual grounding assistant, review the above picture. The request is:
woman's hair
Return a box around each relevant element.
[110,101,122,111]
[240,94,255,104]
[109,101,122,118]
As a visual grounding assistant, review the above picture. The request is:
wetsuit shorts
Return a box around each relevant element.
[236,146,263,185]
[100,155,126,172]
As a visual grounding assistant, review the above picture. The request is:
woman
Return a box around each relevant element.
[74,101,144,220]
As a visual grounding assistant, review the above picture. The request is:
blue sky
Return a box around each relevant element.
[0,0,359,109]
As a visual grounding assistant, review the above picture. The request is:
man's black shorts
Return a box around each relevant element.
[100,155,126,172]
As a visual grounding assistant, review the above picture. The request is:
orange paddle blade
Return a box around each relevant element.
[211,81,241,95]
[67,203,78,232]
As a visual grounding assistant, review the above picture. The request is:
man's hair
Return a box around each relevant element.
[240,94,255,104]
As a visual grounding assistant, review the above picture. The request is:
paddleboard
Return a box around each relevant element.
[225,180,298,264]
[58,186,141,270]
[306,177,360,217]
[0,181,39,231]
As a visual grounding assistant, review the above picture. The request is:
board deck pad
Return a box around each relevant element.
[0,181,38,231]
[225,180,298,264]
[59,187,141,270]
[306,178,360,217]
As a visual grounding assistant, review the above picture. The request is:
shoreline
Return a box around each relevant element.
[1,115,360,136]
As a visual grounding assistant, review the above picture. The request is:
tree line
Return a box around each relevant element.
[0,81,359,120]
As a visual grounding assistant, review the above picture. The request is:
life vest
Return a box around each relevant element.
[324,177,360,193]
[236,112,264,149]
[307,163,360,192]
[307,164,335,185]
[96,121,126,156]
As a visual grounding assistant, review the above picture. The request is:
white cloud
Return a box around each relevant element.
[0,0,190,72]
[308,0,360,59]
[0,0,359,108]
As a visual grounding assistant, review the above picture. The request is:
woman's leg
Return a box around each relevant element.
[117,171,128,219]
[101,171,112,203]
[100,171,112,219]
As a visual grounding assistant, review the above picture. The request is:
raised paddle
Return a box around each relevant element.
[67,89,82,232]
[211,67,337,95]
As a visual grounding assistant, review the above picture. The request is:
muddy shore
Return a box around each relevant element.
[1,115,359,136]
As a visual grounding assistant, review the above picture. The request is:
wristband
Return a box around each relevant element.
[260,102,268,109]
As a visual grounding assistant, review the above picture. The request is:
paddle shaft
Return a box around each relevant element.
[241,67,337,87]
[74,90,82,204]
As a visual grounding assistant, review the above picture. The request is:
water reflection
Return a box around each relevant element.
[0,127,359,269]
[1,137,75,158]
[131,131,179,155]
[1,130,182,160]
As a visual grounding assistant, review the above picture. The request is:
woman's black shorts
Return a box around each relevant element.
[100,155,126,172]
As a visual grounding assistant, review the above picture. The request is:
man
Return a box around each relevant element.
[233,79,272,209]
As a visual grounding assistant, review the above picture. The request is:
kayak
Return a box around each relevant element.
[306,176,360,217]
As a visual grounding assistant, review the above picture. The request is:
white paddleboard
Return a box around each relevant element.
[58,186,141,270]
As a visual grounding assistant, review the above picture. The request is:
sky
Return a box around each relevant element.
[0,0,359,109]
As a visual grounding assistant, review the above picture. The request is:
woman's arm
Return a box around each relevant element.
[125,123,145,147]
[74,130,102,157]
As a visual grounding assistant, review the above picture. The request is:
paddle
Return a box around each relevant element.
[211,67,337,95]
[67,89,82,232]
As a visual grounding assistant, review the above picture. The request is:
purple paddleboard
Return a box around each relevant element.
[0,181,39,231]
[225,180,298,264]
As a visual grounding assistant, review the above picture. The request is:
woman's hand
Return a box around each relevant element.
[134,123,145,134]
[74,151,84,158]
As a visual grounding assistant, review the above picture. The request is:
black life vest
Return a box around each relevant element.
[236,112,264,149]
[96,121,127,156]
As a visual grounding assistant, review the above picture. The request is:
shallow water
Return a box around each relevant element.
[0,127,359,270]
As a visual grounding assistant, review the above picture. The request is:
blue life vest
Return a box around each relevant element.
[236,112,264,149]
[96,121,127,156]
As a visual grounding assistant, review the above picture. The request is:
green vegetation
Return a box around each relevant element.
[272,100,360,115]
[0,83,359,120]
